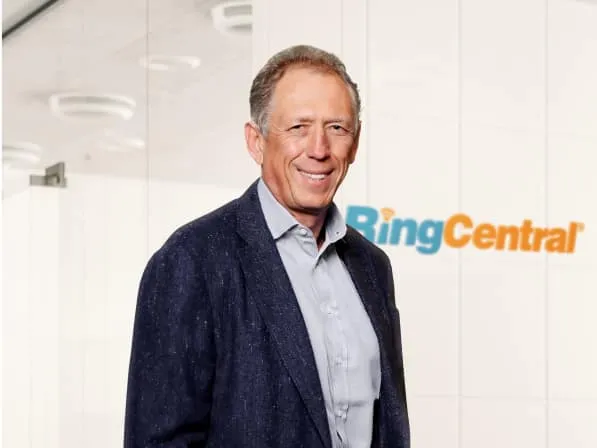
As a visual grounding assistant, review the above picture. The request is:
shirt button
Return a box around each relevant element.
[320,302,338,316]
[335,408,347,419]
[299,228,308,236]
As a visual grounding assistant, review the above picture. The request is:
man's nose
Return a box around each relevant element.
[305,128,331,159]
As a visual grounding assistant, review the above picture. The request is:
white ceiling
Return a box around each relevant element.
[2,0,259,194]
[3,0,51,32]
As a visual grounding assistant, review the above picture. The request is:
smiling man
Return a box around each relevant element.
[124,45,410,448]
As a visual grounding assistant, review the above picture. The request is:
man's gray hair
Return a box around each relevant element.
[249,44,361,135]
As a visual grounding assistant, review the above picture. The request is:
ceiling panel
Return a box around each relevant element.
[3,0,258,197]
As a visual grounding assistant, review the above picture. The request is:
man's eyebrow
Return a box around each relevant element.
[282,116,354,128]
[324,117,352,125]
[290,117,352,124]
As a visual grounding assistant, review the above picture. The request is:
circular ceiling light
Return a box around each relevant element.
[139,55,201,72]
[49,92,136,120]
[211,0,253,36]
[3,141,43,167]
[96,131,146,153]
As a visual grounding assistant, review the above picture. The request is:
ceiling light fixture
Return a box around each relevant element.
[96,130,146,153]
[139,55,201,72]
[2,141,43,167]
[211,0,253,36]
[49,92,136,120]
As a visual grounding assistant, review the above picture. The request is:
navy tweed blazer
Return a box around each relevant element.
[124,179,410,447]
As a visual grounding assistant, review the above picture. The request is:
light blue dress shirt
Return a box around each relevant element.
[257,178,382,448]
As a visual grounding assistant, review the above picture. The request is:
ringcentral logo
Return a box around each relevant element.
[345,205,584,255]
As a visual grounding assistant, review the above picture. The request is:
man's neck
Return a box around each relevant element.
[291,209,329,248]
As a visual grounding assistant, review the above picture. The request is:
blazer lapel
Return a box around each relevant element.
[335,232,394,368]
[335,231,398,446]
[235,182,332,448]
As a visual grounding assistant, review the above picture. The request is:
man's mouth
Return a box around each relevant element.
[298,169,331,181]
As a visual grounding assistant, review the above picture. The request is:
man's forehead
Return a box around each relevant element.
[275,65,344,89]
[270,76,353,109]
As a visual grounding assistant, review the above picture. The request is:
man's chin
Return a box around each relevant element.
[289,185,336,213]
[295,199,333,216]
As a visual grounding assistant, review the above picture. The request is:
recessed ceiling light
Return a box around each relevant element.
[2,141,43,167]
[49,92,136,120]
[211,0,253,36]
[139,55,201,72]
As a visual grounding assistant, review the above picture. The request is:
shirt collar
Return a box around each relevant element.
[257,177,347,244]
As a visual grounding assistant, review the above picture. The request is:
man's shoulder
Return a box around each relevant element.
[158,196,242,258]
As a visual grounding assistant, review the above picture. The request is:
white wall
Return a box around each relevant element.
[253,0,597,447]
[2,174,244,447]
[3,1,597,447]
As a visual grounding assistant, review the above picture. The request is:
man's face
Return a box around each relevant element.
[246,66,360,218]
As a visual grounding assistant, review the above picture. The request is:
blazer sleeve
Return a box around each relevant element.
[124,242,216,447]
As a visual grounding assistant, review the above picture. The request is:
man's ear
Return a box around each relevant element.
[245,121,265,165]
[348,120,362,164]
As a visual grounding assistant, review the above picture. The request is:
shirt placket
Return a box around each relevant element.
[315,259,350,447]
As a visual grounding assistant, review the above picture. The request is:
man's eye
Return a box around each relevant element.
[330,124,349,133]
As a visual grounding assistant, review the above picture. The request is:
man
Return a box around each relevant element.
[124,44,410,448]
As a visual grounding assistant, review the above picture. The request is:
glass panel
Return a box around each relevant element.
[2,1,255,446]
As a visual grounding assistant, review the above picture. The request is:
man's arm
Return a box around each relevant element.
[124,242,215,447]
